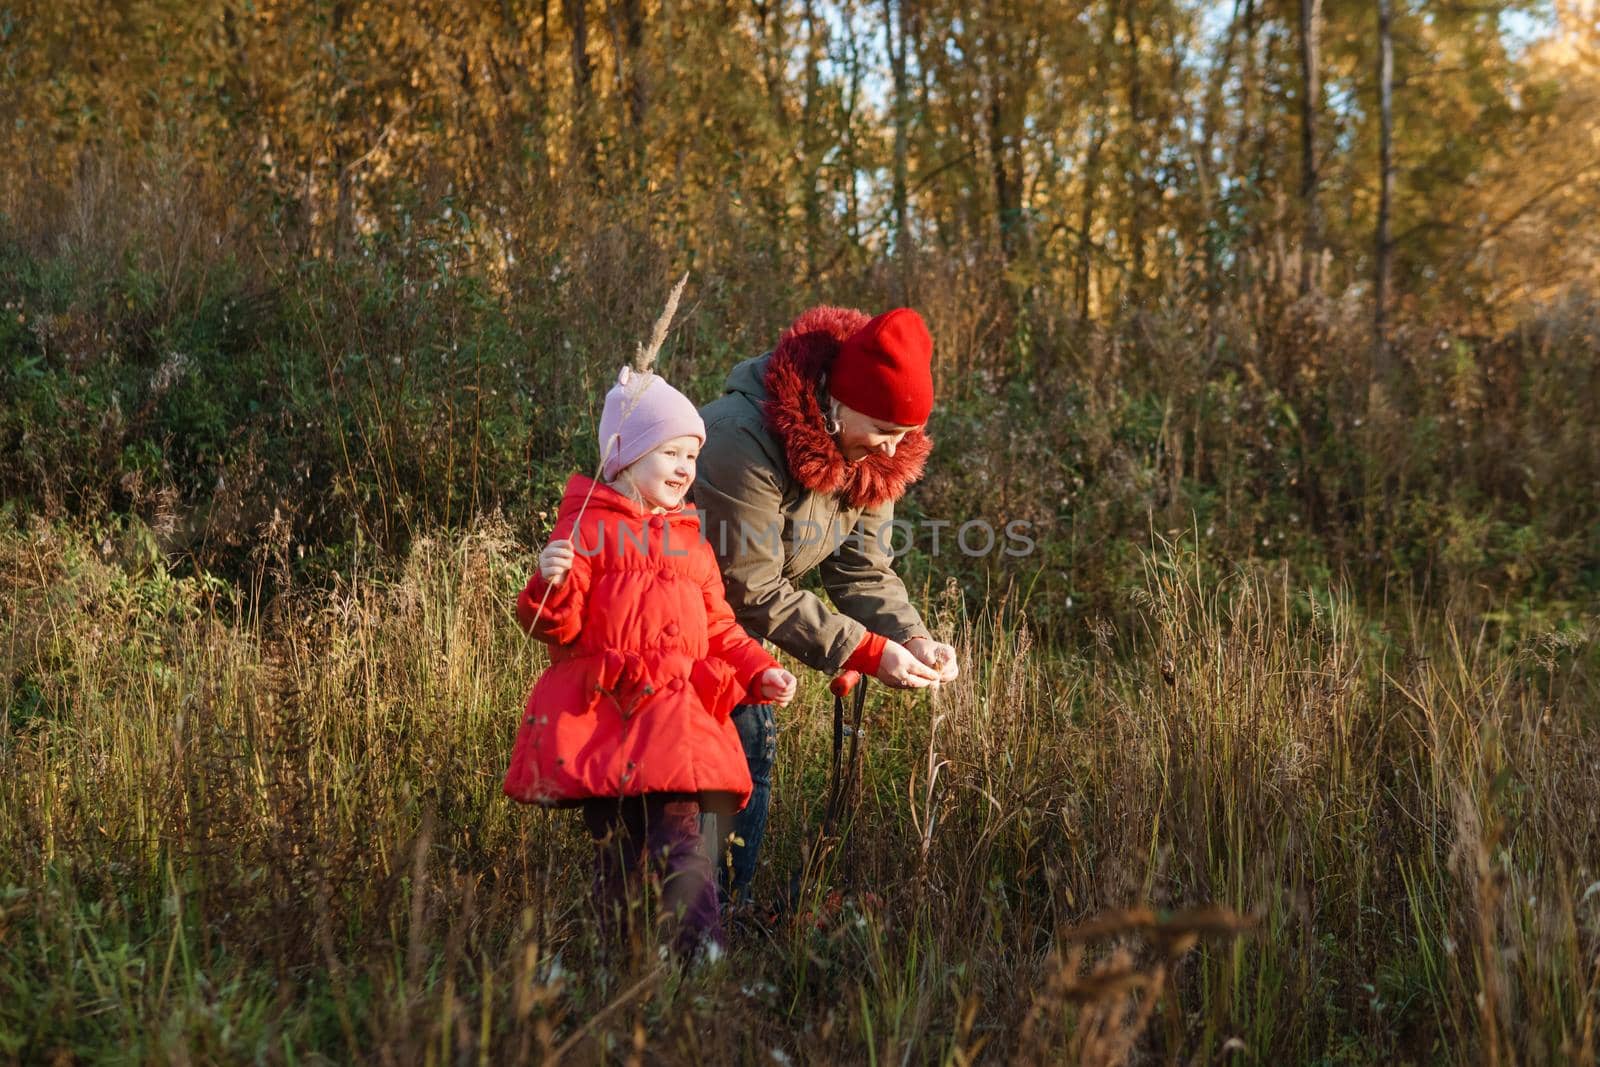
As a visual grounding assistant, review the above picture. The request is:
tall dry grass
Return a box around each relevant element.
[3,515,1595,1063]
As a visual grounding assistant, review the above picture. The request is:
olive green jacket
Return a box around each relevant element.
[692,308,934,674]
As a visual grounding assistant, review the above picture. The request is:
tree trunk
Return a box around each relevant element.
[616,0,647,152]
[563,0,599,182]
[801,0,824,280]
[1077,114,1107,322]
[985,24,1027,268]
[989,93,1017,262]
[328,0,353,259]
[1238,0,1263,318]
[751,0,789,132]
[912,6,948,250]
[885,0,913,303]
[1195,0,1243,311]
[1122,0,1146,288]
[533,0,551,181]
[1374,0,1395,377]
[1297,0,1323,295]
[840,8,863,251]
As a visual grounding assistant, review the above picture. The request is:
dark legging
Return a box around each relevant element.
[581,793,723,955]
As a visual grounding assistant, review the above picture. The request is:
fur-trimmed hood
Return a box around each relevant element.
[757,305,932,509]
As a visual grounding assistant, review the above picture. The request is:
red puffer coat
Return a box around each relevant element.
[503,474,779,809]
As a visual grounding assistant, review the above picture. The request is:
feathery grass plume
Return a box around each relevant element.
[602,270,690,468]
[530,273,691,622]
[607,269,689,465]
[634,271,687,379]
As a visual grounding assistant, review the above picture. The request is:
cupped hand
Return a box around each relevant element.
[875,640,944,690]
[905,637,960,683]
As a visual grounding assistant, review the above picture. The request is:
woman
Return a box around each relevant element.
[691,305,960,903]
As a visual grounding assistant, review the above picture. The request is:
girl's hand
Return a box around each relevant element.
[756,667,797,706]
[539,539,575,586]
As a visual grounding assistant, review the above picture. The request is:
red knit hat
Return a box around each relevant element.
[828,308,934,426]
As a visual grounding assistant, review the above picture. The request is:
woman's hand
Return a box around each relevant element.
[875,641,944,689]
[538,538,575,586]
[904,637,960,683]
[756,667,797,706]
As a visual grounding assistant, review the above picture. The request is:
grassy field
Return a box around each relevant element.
[4,7,1600,1057]
[3,135,1599,1065]
[4,512,1595,1064]
[7,5,1600,1053]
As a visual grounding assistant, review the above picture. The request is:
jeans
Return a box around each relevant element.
[722,701,776,901]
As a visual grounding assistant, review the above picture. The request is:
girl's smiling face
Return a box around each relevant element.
[617,435,700,510]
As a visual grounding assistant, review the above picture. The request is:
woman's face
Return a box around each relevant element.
[829,397,921,462]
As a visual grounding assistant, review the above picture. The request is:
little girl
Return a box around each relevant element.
[504,367,797,956]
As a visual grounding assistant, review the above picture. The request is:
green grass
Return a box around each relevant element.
[3,516,1595,1063]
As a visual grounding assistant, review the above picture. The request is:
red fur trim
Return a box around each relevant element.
[763,306,932,509]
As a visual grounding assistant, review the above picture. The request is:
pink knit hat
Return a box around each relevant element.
[597,367,706,481]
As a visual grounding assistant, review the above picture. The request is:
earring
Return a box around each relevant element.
[824,399,842,436]
[819,375,842,434]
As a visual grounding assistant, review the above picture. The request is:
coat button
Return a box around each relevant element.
[649,515,664,530]
[657,569,675,583]
[664,622,680,637]
[669,677,685,692]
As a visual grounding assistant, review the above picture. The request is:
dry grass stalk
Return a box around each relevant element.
[1016,905,1254,1065]
[633,271,687,378]
[3,520,1597,1063]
